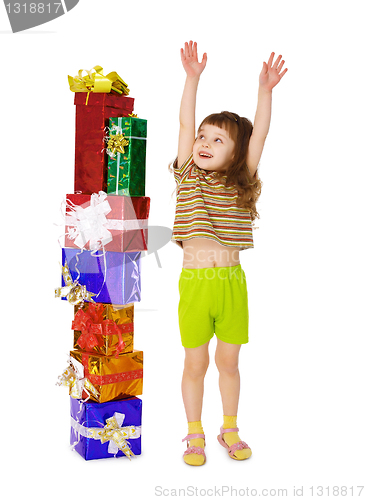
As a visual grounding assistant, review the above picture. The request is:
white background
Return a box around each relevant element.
[1,1,364,498]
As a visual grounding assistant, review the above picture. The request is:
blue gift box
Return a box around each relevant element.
[62,248,141,304]
[70,396,142,460]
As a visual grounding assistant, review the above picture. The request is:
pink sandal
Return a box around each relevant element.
[217,426,252,460]
[182,433,206,465]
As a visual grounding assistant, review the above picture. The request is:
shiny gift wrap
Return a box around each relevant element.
[107,117,147,196]
[70,396,142,460]
[70,349,143,403]
[61,248,141,304]
[74,93,134,195]
[68,66,130,98]
[73,302,134,356]
[65,192,150,252]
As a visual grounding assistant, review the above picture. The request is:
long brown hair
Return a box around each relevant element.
[197,111,262,222]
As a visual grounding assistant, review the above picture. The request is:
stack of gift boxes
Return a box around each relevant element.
[56,67,149,461]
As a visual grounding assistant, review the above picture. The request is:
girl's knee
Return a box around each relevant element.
[215,352,239,375]
[184,355,209,378]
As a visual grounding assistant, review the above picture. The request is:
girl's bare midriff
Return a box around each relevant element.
[182,238,240,269]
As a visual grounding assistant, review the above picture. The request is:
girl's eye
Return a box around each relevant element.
[215,138,222,143]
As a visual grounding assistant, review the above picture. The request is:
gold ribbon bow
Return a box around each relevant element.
[55,261,96,306]
[89,414,137,460]
[107,133,129,156]
[57,362,100,401]
[68,65,129,104]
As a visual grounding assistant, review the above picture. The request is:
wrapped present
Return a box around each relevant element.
[64,192,150,252]
[107,116,147,196]
[61,248,141,304]
[70,349,143,403]
[74,93,134,195]
[73,302,134,356]
[70,396,142,460]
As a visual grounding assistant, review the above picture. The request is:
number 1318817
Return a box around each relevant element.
[309,486,364,497]
[5,3,62,14]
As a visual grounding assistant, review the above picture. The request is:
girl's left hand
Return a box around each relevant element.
[259,52,288,91]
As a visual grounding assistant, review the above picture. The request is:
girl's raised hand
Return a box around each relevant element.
[259,52,288,91]
[181,41,207,78]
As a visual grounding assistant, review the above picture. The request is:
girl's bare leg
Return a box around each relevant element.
[181,341,210,421]
[181,341,210,466]
[215,338,251,459]
[215,338,241,415]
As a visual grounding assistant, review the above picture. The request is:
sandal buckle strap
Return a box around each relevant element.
[182,433,205,442]
[220,426,239,435]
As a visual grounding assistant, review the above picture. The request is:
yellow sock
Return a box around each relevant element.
[222,415,251,460]
[183,421,205,466]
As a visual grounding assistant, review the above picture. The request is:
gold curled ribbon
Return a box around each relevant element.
[89,415,136,460]
[56,362,100,401]
[55,261,96,306]
[128,113,138,118]
[68,65,129,102]
[107,133,129,156]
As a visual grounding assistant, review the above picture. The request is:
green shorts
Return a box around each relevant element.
[178,264,249,348]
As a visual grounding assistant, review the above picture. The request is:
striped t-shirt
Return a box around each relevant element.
[171,154,254,250]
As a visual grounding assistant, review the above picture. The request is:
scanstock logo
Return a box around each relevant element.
[3,0,79,32]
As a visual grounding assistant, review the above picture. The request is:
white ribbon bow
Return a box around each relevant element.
[66,191,113,251]
[65,191,148,251]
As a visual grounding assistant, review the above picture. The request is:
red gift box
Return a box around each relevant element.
[74,93,135,195]
[65,192,150,252]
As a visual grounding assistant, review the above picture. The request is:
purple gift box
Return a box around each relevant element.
[70,396,142,460]
[61,248,141,304]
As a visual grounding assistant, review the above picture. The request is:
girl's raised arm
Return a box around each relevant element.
[246,52,288,177]
[177,41,207,168]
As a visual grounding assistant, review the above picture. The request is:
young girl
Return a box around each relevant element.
[171,41,287,466]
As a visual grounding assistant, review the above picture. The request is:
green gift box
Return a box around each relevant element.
[107,117,147,196]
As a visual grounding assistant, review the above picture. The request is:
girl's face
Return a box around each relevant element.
[193,124,235,172]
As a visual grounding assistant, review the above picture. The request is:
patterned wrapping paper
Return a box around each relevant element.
[64,193,150,252]
[73,302,134,356]
[70,349,143,403]
[74,93,135,195]
[107,117,147,196]
[70,396,142,460]
[61,248,141,304]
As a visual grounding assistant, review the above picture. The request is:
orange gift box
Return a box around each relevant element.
[72,302,134,357]
[70,349,143,403]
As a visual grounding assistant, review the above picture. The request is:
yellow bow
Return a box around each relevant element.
[89,415,137,460]
[107,133,129,156]
[55,261,96,306]
[68,66,129,104]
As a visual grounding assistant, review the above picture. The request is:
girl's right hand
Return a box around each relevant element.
[181,41,207,78]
